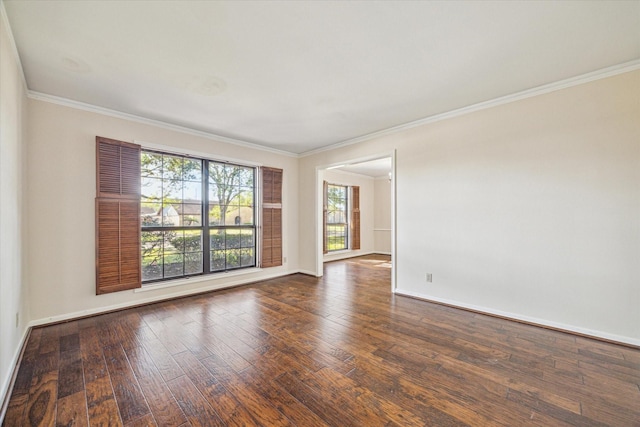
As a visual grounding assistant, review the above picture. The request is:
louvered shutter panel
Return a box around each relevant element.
[95,136,141,294]
[351,186,360,250]
[261,167,283,268]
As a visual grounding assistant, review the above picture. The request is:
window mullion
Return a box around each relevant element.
[203,159,210,274]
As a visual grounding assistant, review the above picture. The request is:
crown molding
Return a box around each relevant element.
[0,0,28,92]
[299,60,640,157]
[27,91,299,158]
[21,55,640,160]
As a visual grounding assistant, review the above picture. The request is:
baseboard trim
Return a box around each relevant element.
[395,288,640,349]
[29,269,297,328]
[297,269,321,277]
[323,250,377,263]
[0,326,31,424]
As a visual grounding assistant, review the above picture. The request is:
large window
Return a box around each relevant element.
[326,184,348,251]
[140,150,255,283]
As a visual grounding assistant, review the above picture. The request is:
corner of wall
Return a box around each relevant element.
[0,3,31,411]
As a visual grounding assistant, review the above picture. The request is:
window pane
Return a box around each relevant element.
[141,203,161,226]
[239,188,253,202]
[239,206,254,225]
[183,230,203,252]
[141,177,163,201]
[210,229,224,250]
[141,231,163,258]
[161,204,180,227]
[185,252,203,275]
[142,256,163,281]
[227,167,240,188]
[209,184,220,204]
[225,205,241,226]
[226,249,241,269]
[226,229,241,249]
[166,230,203,254]
[165,183,183,203]
[240,248,254,267]
[208,203,221,225]
[141,229,163,280]
[240,229,254,248]
[209,163,250,207]
[181,203,202,226]
[141,152,163,178]
[211,250,225,271]
[183,181,202,202]
[162,155,183,182]
[164,230,182,253]
[183,158,202,182]
[236,167,252,187]
[164,254,183,278]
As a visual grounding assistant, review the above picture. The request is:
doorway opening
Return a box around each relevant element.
[316,153,396,292]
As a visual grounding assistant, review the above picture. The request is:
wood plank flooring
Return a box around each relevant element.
[3,255,640,426]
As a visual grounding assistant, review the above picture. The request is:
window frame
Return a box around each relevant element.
[140,149,257,284]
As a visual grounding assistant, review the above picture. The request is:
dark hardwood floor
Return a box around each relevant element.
[3,254,640,426]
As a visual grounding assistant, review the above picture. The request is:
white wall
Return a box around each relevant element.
[300,70,640,345]
[321,169,374,262]
[26,99,299,323]
[0,9,29,405]
[374,176,392,254]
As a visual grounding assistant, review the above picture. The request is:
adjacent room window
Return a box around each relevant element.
[140,150,256,283]
[326,184,349,251]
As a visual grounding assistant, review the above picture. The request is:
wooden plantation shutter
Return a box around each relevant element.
[351,185,361,250]
[323,180,328,254]
[261,167,283,268]
[95,136,141,294]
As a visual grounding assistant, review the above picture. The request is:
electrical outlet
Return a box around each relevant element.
[284,256,287,263]
[426,273,433,283]
[15,312,19,327]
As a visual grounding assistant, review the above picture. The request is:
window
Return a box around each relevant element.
[323,182,360,254]
[326,184,348,251]
[140,150,256,283]
[96,137,281,294]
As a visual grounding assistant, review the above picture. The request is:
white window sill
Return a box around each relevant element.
[325,249,351,256]
[134,267,263,293]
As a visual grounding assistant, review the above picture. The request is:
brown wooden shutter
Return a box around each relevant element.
[351,186,360,250]
[261,167,283,268]
[95,136,141,294]
[323,180,328,254]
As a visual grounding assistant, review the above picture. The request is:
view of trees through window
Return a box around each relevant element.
[326,184,348,251]
[140,150,255,282]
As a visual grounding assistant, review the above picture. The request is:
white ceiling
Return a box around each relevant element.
[4,1,640,155]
